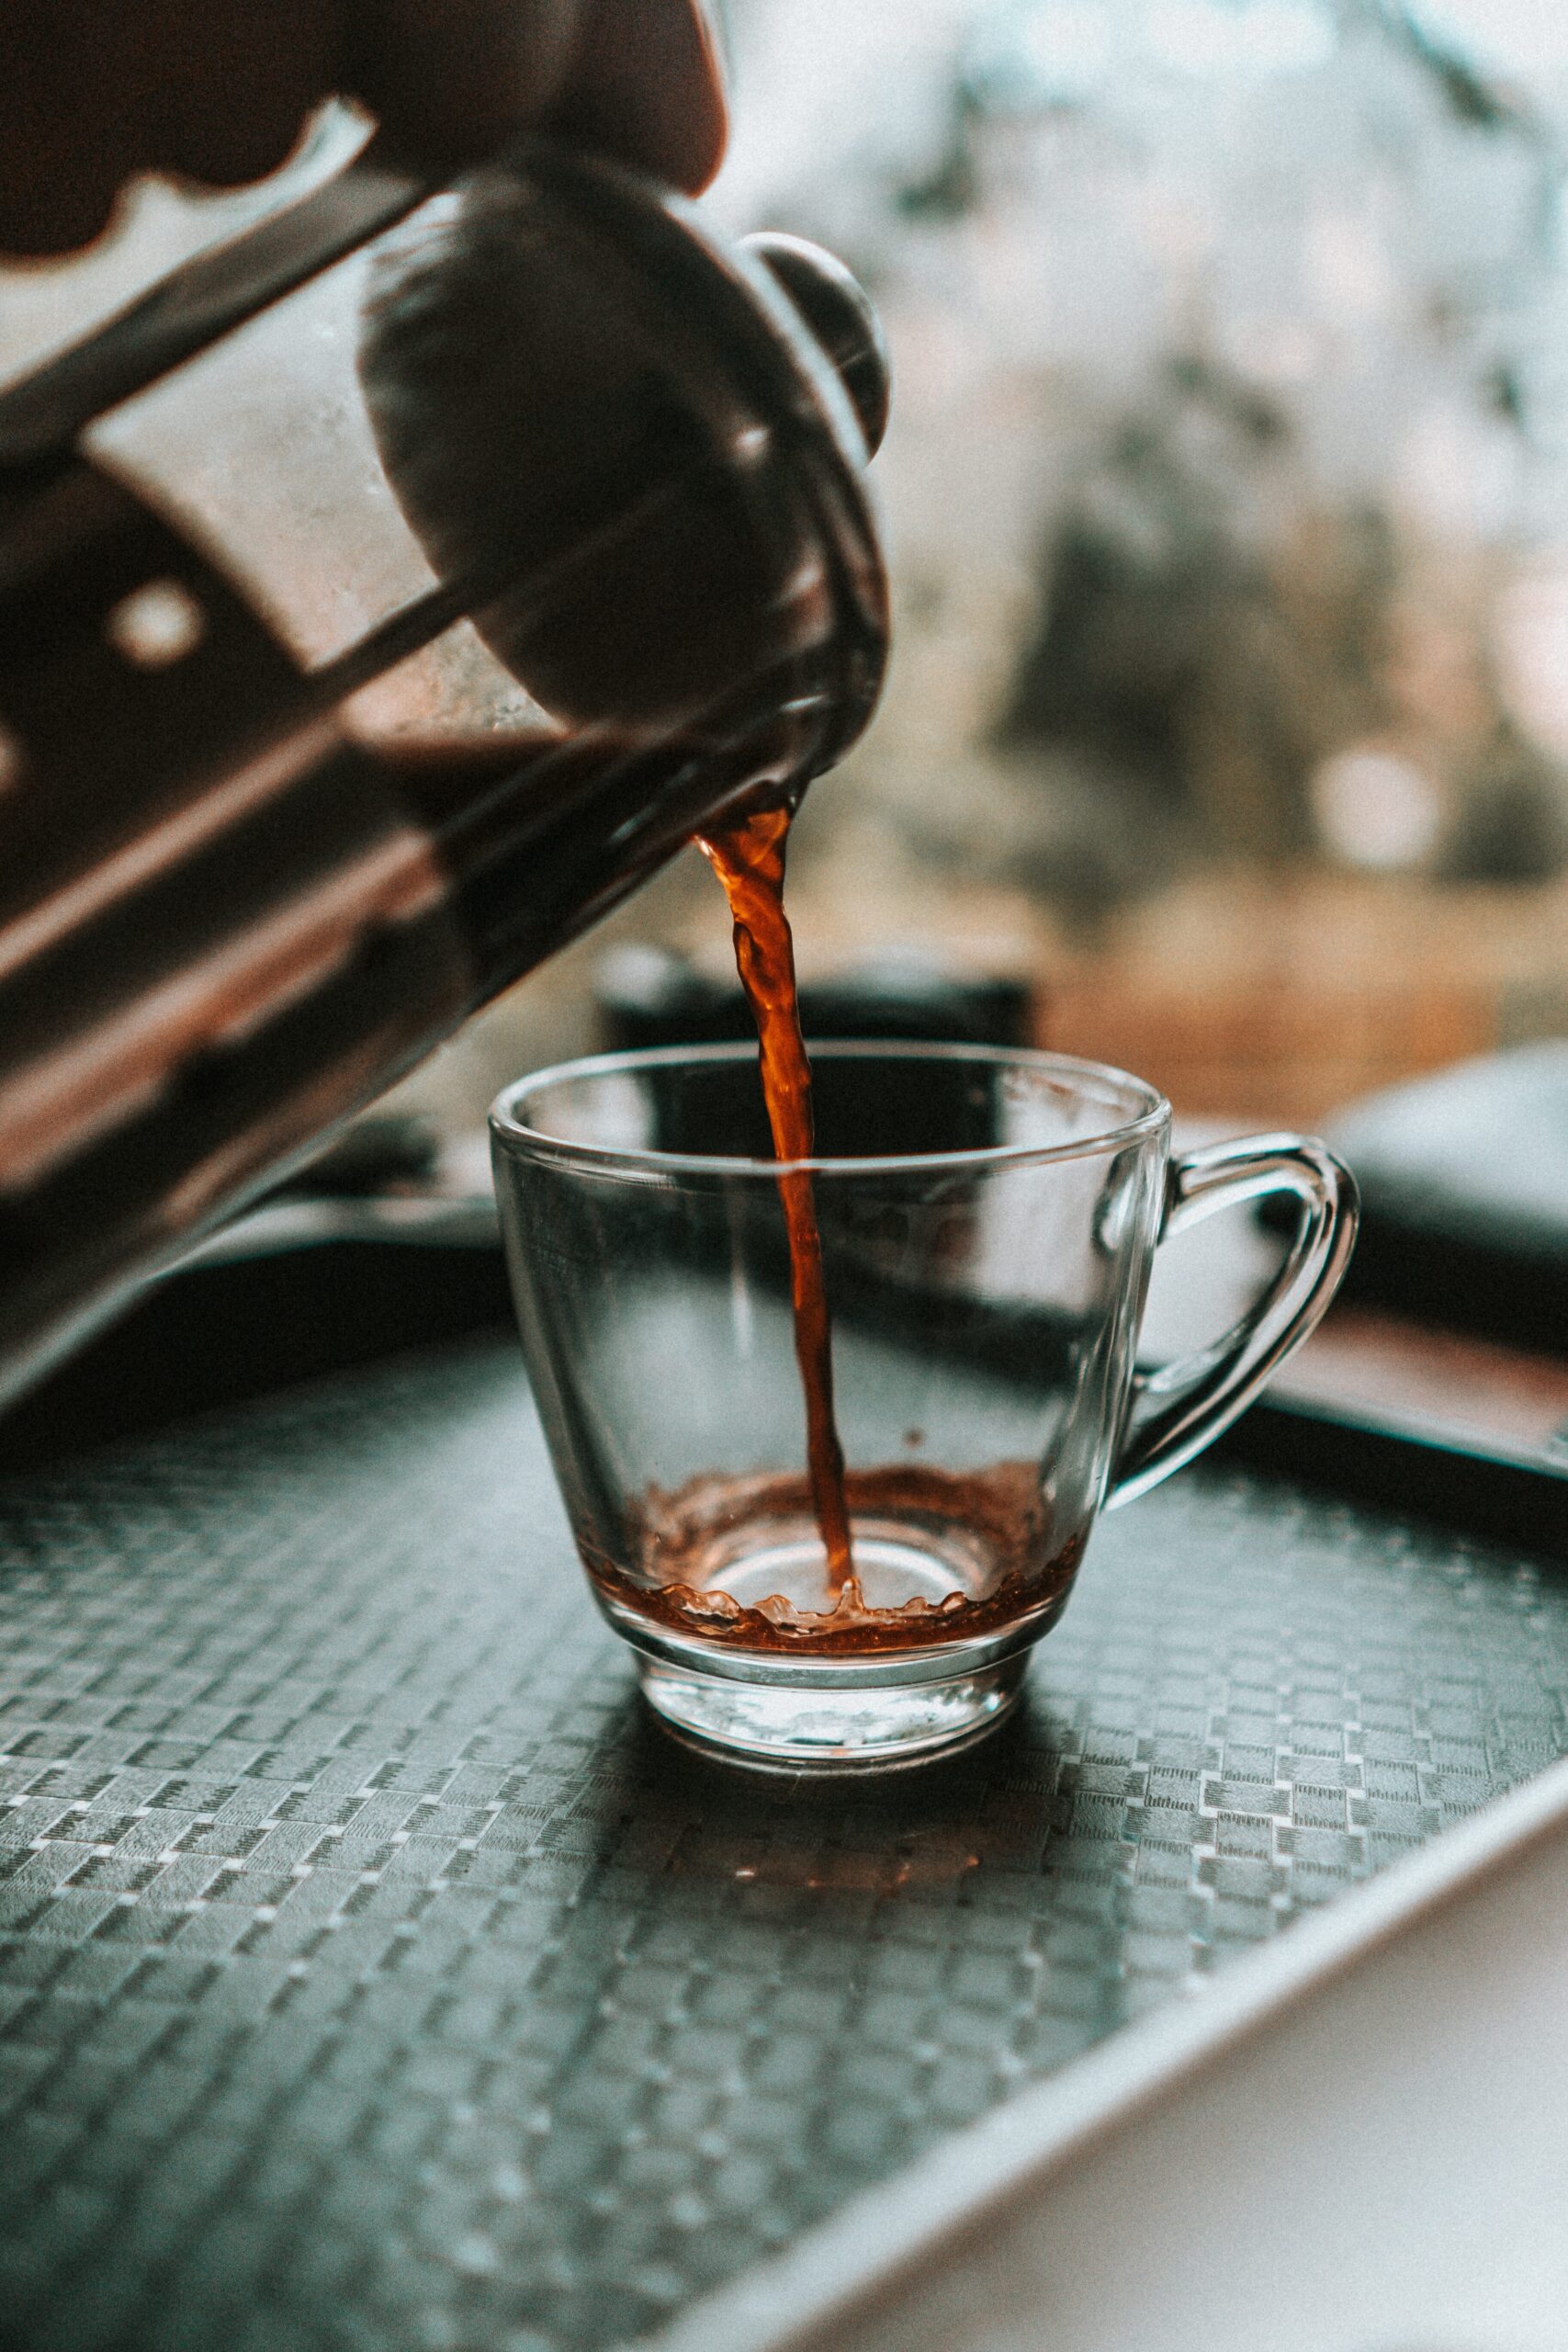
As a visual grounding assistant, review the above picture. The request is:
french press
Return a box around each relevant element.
[0,131,889,1407]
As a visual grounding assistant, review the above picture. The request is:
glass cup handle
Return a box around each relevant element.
[1106,1134,1359,1510]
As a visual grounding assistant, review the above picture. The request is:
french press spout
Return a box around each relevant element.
[0,133,890,1407]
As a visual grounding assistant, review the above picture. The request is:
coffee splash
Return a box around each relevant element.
[589,1461,1083,1656]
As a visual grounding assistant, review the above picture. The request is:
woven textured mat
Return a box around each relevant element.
[1,1338,1564,2352]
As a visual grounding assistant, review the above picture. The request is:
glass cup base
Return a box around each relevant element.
[633,1650,1028,1773]
[591,1501,1075,1773]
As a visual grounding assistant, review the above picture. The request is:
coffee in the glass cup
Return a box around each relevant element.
[593,1460,1089,1655]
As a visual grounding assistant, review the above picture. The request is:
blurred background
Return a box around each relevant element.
[5,0,1568,1137]
[438,0,1568,1130]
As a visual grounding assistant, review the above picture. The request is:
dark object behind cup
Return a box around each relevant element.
[1315,1044,1568,1357]
[596,944,1035,1159]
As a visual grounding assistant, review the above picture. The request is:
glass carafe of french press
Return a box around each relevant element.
[0,132,889,1406]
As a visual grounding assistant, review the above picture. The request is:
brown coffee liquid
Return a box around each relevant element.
[697,804,854,1589]
[589,1461,1084,1655]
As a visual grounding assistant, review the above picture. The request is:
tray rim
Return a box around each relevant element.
[647,1752,1568,2352]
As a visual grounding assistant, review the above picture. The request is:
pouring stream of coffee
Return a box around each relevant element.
[698,805,855,1591]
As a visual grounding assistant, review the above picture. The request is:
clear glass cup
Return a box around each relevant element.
[491,1043,1357,1771]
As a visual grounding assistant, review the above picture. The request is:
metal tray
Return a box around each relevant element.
[661,1758,1568,2352]
[1,1335,1566,2351]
